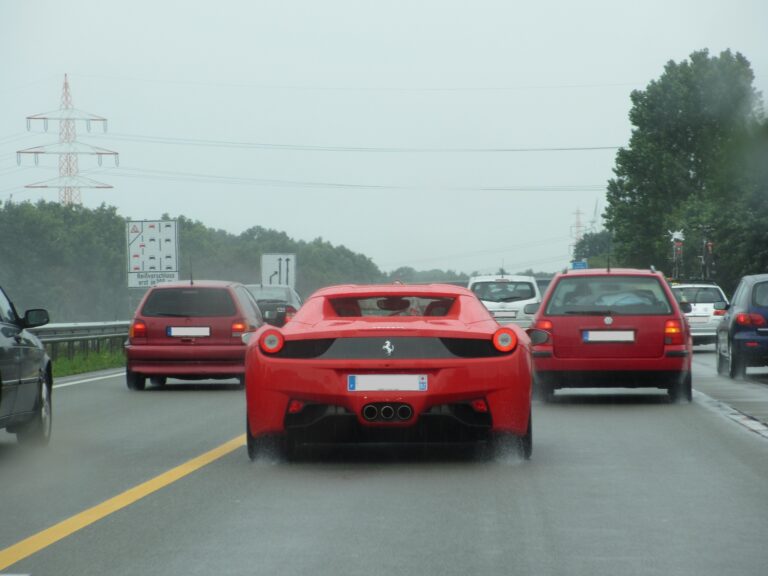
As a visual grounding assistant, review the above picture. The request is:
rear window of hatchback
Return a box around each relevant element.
[141,287,237,317]
[545,276,673,316]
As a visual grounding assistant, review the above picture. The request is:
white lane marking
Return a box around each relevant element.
[694,389,768,440]
[53,371,124,389]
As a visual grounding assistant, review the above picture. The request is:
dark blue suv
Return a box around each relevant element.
[715,274,768,378]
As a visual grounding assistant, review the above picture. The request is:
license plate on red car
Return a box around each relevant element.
[167,326,210,337]
[347,374,428,392]
[582,330,634,342]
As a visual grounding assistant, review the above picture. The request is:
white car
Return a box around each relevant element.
[467,275,542,327]
[670,281,728,345]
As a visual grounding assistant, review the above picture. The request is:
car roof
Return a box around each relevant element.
[310,283,474,298]
[741,274,768,283]
[468,275,537,283]
[149,280,242,289]
[552,268,664,278]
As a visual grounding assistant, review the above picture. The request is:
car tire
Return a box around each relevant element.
[490,421,532,460]
[126,368,146,391]
[246,419,294,461]
[716,339,728,376]
[150,376,167,387]
[728,342,746,379]
[668,371,692,403]
[16,372,53,446]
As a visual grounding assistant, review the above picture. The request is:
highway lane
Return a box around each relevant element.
[1,360,768,576]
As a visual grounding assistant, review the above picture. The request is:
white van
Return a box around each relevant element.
[467,275,542,327]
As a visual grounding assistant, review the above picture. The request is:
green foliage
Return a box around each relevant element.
[604,49,765,290]
[573,230,613,262]
[53,349,125,378]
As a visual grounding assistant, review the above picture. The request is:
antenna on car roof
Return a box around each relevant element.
[650,265,657,273]
[607,255,611,273]
[189,257,194,286]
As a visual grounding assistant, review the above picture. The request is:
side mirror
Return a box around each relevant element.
[713,301,729,311]
[523,303,540,315]
[526,328,550,345]
[23,308,49,329]
[679,302,693,314]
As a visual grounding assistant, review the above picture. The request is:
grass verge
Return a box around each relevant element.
[53,350,126,378]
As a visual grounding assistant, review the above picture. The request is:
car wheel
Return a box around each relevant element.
[716,339,728,376]
[150,376,167,387]
[728,342,746,379]
[16,372,53,446]
[490,423,532,460]
[246,419,293,461]
[126,368,146,391]
[668,372,692,403]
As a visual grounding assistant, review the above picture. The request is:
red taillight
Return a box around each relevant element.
[130,320,147,339]
[287,399,305,414]
[492,327,518,353]
[231,321,247,337]
[284,305,297,323]
[664,320,684,345]
[714,309,726,316]
[535,319,553,332]
[470,399,489,413]
[259,329,285,354]
[736,313,766,326]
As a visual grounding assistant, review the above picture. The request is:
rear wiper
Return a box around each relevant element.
[150,312,188,317]
[499,296,522,302]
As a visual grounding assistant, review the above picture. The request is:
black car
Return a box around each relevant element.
[244,284,303,327]
[715,273,768,378]
[0,285,52,444]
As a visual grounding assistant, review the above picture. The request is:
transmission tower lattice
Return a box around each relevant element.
[16,74,118,205]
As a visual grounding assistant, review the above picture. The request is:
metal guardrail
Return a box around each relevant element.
[30,321,130,361]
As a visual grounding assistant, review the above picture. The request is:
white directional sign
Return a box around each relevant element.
[261,253,296,287]
[127,220,179,288]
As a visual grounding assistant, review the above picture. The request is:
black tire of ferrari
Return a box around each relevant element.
[247,420,293,461]
[519,415,533,460]
[126,369,146,391]
[16,373,53,446]
[728,343,746,380]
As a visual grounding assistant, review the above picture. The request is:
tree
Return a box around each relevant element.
[604,49,764,286]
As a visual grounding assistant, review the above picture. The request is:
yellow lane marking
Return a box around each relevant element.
[0,434,246,571]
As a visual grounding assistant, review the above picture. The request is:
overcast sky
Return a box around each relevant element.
[1,0,766,276]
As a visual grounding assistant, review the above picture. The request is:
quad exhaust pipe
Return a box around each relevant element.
[362,403,413,422]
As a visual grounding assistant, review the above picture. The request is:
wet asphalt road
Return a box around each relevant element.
[1,356,767,576]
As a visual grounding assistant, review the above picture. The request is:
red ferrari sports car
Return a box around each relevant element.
[244,284,535,460]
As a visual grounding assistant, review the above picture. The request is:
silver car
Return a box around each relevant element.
[467,275,542,328]
[670,282,728,345]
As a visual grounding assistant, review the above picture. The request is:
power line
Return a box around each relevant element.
[86,132,620,154]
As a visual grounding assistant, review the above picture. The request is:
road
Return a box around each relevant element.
[1,352,767,576]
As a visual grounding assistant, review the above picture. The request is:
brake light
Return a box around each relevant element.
[492,327,518,353]
[714,309,726,316]
[664,320,684,345]
[535,319,553,331]
[287,399,305,414]
[284,305,297,323]
[231,321,247,337]
[736,313,766,326]
[130,320,147,340]
[259,329,285,354]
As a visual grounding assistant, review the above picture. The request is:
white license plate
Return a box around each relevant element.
[495,311,518,318]
[582,330,635,342]
[347,374,428,392]
[688,316,709,324]
[167,326,210,337]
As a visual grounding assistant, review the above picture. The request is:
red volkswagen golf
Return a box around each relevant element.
[526,268,693,402]
[125,280,263,390]
[244,284,536,460]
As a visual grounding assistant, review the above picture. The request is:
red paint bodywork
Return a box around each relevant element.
[245,284,533,442]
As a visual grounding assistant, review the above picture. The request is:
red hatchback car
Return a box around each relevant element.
[244,284,535,460]
[526,268,693,402]
[125,280,263,390]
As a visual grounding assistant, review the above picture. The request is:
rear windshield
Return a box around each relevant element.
[329,296,455,317]
[545,276,672,316]
[753,282,768,308]
[671,286,725,304]
[470,281,535,303]
[141,287,237,317]
[248,287,289,301]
